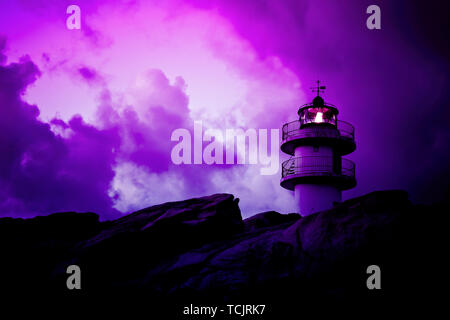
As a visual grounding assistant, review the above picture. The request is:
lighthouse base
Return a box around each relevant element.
[294,184,342,216]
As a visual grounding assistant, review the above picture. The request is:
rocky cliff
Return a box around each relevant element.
[0,190,440,315]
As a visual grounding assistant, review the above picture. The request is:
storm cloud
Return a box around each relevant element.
[0,0,448,219]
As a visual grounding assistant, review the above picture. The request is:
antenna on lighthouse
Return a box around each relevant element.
[310,80,326,96]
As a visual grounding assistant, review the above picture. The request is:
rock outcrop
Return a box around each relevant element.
[0,190,440,315]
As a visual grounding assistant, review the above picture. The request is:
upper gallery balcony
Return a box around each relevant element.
[281,119,356,156]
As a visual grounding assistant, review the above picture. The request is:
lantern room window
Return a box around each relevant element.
[299,107,337,126]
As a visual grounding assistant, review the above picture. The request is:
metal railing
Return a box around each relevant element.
[282,120,354,141]
[298,102,338,110]
[281,156,355,179]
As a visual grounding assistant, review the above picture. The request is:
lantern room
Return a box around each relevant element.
[297,96,338,127]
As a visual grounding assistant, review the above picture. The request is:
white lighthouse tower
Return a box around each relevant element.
[280,81,356,216]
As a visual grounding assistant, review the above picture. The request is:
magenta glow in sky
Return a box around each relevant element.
[0,0,449,219]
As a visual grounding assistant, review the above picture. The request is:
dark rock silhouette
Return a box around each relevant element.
[0,191,440,315]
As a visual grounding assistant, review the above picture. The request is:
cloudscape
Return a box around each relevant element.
[0,0,448,219]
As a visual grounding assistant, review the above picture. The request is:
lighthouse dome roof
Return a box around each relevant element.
[312,95,325,107]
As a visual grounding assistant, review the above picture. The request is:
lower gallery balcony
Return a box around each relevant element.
[280,156,356,191]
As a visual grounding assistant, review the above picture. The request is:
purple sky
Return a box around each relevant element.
[0,0,449,219]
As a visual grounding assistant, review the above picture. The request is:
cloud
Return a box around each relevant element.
[0,48,200,218]
[78,66,104,85]
[2,0,447,221]
[198,0,450,204]
[0,52,120,219]
[0,37,6,65]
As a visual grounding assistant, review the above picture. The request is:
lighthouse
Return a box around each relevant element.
[280,82,356,216]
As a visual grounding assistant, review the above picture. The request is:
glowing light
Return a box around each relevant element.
[314,112,323,123]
